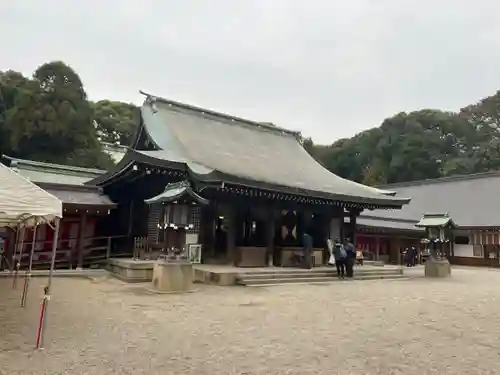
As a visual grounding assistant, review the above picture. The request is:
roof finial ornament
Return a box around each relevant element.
[140,90,159,113]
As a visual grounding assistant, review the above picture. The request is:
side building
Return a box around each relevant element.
[87,92,410,267]
[1,156,116,269]
[356,172,500,267]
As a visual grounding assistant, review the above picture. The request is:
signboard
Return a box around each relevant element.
[188,244,202,264]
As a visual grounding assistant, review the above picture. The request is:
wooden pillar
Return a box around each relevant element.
[226,206,236,264]
[349,211,357,243]
[127,200,134,236]
[200,205,215,258]
[266,207,275,266]
[375,236,380,261]
[392,236,401,265]
[329,209,342,240]
[77,213,87,270]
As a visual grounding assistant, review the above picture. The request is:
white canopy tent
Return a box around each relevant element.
[0,162,62,349]
[0,162,62,227]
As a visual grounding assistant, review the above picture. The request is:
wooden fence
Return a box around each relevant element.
[9,235,130,270]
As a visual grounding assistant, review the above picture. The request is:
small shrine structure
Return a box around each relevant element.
[416,213,456,277]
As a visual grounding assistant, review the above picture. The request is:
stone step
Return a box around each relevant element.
[241,273,407,287]
[238,269,401,281]
[238,267,400,277]
[238,268,401,281]
[240,276,339,286]
[364,261,385,267]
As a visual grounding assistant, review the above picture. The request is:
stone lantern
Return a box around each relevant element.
[415,213,455,278]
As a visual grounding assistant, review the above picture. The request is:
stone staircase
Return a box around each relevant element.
[236,266,405,287]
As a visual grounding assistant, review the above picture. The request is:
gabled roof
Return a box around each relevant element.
[144,181,209,205]
[416,213,456,228]
[95,92,409,208]
[356,216,422,232]
[361,171,500,228]
[1,156,115,208]
[2,155,105,185]
[42,183,116,208]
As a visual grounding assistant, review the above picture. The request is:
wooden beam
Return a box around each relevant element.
[77,212,87,270]
[266,207,275,266]
[226,205,236,265]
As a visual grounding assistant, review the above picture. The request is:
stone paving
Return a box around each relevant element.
[1,267,500,375]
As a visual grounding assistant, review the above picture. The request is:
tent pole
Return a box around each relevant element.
[36,218,60,349]
[21,223,38,307]
[12,226,25,289]
[11,225,20,273]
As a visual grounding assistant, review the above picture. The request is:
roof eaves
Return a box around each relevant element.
[37,182,104,193]
[2,155,106,176]
[208,173,411,208]
[359,215,417,224]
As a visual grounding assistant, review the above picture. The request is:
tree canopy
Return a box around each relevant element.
[1,60,500,184]
[306,92,500,185]
[0,61,135,170]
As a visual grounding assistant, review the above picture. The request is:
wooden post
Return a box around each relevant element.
[106,237,112,259]
[226,206,236,264]
[199,205,214,259]
[77,212,87,270]
[127,200,134,236]
[349,210,357,243]
[375,236,380,261]
[266,207,275,266]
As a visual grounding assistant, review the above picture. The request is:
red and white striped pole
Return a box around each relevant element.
[35,219,59,349]
[21,224,37,307]
[35,286,48,349]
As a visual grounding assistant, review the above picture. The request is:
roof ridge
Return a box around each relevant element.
[360,215,417,223]
[139,90,300,137]
[2,155,106,175]
[38,182,103,192]
[377,170,500,189]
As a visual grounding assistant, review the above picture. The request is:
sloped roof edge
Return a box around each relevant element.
[139,90,301,137]
[2,155,106,176]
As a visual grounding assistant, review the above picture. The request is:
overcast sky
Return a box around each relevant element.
[1,0,499,143]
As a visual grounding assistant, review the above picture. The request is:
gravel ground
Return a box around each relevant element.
[1,266,500,375]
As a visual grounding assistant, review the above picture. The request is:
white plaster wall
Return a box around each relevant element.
[454,244,474,257]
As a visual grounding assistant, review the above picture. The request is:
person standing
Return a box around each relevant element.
[333,239,346,278]
[411,246,418,267]
[344,237,356,278]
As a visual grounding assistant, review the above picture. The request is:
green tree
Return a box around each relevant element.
[92,100,139,145]
[0,62,114,169]
[310,109,473,185]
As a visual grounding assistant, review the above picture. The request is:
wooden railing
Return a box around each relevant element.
[12,235,129,270]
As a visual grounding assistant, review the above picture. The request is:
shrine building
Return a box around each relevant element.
[88,92,410,267]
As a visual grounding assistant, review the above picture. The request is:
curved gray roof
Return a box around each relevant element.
[136,95,409,208]
[362,172,500,228]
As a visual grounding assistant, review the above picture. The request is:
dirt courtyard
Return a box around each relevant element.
[1,267,500,375]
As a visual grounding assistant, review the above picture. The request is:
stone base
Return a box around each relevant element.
[152,260,194,293]
[192,268,237,285]
[425,258,451,278]
[107,258,154,282]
